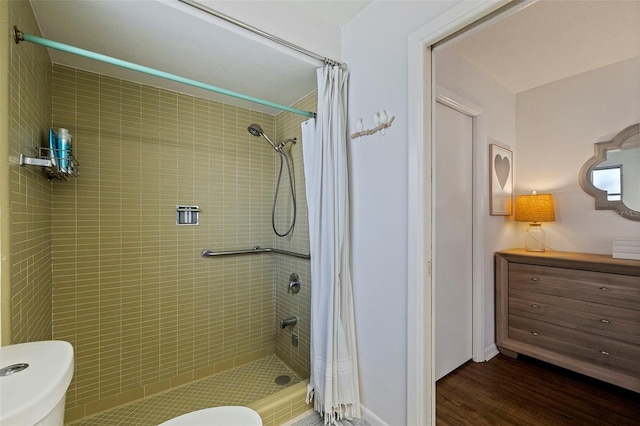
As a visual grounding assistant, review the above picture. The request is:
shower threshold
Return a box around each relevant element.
[67,355,301,425]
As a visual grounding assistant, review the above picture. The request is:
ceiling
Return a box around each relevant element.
[28,0,640,114]
[447,0,640,93]
[29,0,370,115]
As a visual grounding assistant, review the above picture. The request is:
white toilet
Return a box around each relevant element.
[0,340,74,426]
[158,406,262,426]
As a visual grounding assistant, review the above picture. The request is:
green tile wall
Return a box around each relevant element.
[50,64,312,420]
[7,0,53,344]
[5,2,314,417]
[274,93,316,378]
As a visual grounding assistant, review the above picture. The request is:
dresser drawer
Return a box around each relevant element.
[509,290,640,345]
[509,263,640,310]
[509,315,640,377]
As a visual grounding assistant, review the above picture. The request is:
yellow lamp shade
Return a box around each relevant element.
[515,193,555,223]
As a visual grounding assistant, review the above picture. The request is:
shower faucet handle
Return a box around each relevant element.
[288,273,300,294]
[280,316,298,329]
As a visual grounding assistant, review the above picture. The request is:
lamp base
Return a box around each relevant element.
[525,223,545,252]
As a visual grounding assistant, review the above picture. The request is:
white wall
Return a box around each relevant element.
[516,57,640,254]
[341,2,462,425]
[342,3,638,424]
[434,48,518,357]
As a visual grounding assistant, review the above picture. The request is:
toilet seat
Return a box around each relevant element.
[158,406,262,426]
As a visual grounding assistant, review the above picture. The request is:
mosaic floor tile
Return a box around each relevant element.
[69,356,301,425]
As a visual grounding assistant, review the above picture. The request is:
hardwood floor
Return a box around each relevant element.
[436,354,639,425]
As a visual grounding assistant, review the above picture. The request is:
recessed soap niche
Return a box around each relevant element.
[176,205,200,226]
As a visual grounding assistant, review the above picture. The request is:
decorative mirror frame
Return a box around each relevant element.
[579,123,640,222]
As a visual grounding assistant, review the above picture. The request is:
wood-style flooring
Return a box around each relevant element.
[436,354,639,426]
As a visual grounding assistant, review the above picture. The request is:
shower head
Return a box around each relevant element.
[247,124,264,137]
[248,124,278,151]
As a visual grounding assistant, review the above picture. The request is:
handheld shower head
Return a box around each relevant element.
[247,124,263,137]
[247,124,298,237]
[248,124,278,151]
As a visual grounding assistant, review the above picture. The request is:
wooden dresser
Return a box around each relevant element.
[495,249,640,392]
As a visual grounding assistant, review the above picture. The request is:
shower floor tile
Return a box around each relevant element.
[68,355,301,426]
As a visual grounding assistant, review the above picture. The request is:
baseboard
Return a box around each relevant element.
[485,343,500,361]
[361,405,389,426]
[279,404,389,426]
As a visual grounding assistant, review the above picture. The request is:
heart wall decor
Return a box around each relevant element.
[494,155,511,190]
[490,144,513,216]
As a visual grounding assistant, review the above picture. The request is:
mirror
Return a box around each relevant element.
[579,123,640,221]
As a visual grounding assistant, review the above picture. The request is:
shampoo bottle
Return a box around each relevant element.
[58,128,71,173]
[49,128,57,168]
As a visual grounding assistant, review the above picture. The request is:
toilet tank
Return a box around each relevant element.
[0,340,74,426]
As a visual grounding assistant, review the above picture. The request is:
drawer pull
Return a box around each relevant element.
[600,319,611,324]
[530,304,540,309]
[530,277,540,281]
[531,331,539,336]
[600,350,610,356]
[599,287,611,291]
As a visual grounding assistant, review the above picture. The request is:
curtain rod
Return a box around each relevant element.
[13,27,316,118]
[178,0,345,69]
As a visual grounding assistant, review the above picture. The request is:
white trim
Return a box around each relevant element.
[472,109,489,364]
[435,86,487,364]
[485,343,500,361]
[406,1,510,425]
[436,86,483,118]
[406,37,432,426]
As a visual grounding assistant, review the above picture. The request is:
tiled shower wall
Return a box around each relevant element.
[273,93,316,378]
[7,0,53,344]
[5,0,315,419]
[49,64,314,421]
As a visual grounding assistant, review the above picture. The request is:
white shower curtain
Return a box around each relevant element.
[301,64,361,424]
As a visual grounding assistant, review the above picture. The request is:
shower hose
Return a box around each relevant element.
[272,150,296,237]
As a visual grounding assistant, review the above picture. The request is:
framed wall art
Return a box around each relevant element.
[490,144,513,215]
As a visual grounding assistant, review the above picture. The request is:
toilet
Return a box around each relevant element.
[0,340,74,426]
[158,406,262,426]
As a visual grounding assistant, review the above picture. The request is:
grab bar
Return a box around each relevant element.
[201,246,310,260]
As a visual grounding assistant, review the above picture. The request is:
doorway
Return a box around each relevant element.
[406,1,514,424]
[433,99,473,380]
[432,86,486,380]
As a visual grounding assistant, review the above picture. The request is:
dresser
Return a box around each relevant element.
[495,249,640,392]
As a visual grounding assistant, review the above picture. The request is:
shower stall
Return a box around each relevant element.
[4,1,315,422]
[53,68,314,422]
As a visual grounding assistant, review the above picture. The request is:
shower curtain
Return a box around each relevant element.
[302,64,361,424]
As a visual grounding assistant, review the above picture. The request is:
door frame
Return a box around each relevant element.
[434,85,485,369]
[406,1,511,425]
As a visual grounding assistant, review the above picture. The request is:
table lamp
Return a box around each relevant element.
[515,191,555,252]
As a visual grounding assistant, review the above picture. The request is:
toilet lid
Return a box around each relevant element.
[158,406,262,426]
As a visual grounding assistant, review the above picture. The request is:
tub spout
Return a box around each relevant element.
[280,316,297,329]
